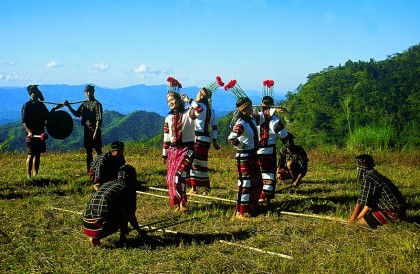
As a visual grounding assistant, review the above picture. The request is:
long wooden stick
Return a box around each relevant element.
[41,100,87,105]
[49,207,180,233]
[148,187,235,203]
[219,240,293,259]
[136,191,211,204]
[50,207,83,215]
[279,211,346,223]
[146,217,200,233]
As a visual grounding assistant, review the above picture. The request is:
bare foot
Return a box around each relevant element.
[90,238,101,247]
[188,188,197,194]
[179,202,188,212]
[235,212,249,221]
[291,181,300,187]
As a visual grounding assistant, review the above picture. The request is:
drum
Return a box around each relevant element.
[47,110,74,140]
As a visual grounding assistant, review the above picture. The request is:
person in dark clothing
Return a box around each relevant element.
[348,154,408,228]
[21,85,49,177]
[89,141,126,190]
[64,85,103,172]
[276,133,308,187]
[82,164,145,247]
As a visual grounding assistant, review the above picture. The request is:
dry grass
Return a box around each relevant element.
[0,147,419,273]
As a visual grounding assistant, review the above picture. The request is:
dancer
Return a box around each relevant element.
[225,80,263,220]
[83,164,145,247]
[162,77,195,212]
[181,76,224,194]
[21,85,49,177]
[348,154,408,228]
[253,80,288,204]
[64,85,103,172]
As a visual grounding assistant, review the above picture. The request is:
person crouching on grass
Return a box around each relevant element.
[89,140,126,190]
[348,154,408,228]
[82,165,145,247]
[276,133,308,187]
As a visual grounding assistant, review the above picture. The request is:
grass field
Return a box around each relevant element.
[0,147,419,273]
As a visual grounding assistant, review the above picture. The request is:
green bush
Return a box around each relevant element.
[346,125,397,151]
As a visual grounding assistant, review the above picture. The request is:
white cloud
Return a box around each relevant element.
[132,64,170,75]
[46,61,62,68]
[0,72,28,82]
[94,63,110,71]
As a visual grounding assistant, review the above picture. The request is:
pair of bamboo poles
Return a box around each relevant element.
[49,186,351,260]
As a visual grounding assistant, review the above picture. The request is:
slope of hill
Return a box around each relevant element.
[282,44,420,149]
[0,110,164,152]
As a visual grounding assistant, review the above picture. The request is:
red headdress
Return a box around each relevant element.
[262,79,275,97]
[167,77,182,93]
[203,76,224,96]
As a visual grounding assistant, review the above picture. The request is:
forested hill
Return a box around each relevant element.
[0,110,164,152]
[281,44,420,149]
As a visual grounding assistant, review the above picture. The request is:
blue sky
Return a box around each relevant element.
[1,0,419,94]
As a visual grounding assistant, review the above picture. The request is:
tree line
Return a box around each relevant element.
[279,44,419,150]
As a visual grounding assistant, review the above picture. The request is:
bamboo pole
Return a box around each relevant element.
[279,211,347,223]
[50,207,83,215]
[219,240,293,259]
[41,100,87,105]
[145,217,200,233]
[136,191,211,204]
[49,207,180,234]
[148,187,235,203]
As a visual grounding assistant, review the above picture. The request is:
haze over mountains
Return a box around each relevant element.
[0,84,285,124]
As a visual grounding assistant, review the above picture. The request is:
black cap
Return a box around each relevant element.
[236,97,251,108]
[355,154,374,169]
[261,96,274,106]
[27,85,40,95]
[118,164,139,184]
[111,141,124,151]
[84,85,95,93]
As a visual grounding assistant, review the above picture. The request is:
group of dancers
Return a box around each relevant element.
[21,79,408,247]
[162,76,307,220]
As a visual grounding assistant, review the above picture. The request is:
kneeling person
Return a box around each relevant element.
[83,164,145,247]
[348,154,408,228]
[276,134,308,187]
[90,141,126,190]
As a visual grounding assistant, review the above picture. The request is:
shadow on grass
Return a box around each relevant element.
[105,229,252,250]
[26,178,68,187]
[407,215,420,225]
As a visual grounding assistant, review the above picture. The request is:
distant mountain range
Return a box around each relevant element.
[0,110,165,152]
[0,84,285,124]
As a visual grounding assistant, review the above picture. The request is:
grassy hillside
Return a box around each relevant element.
[0,147,419,273]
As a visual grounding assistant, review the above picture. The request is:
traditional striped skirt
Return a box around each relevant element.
[189,137,211,189]
[82,217,119,239]
[257,146,277,200]
[166,145,194,206]
[235,150,263,215]
[364,209,406,228]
